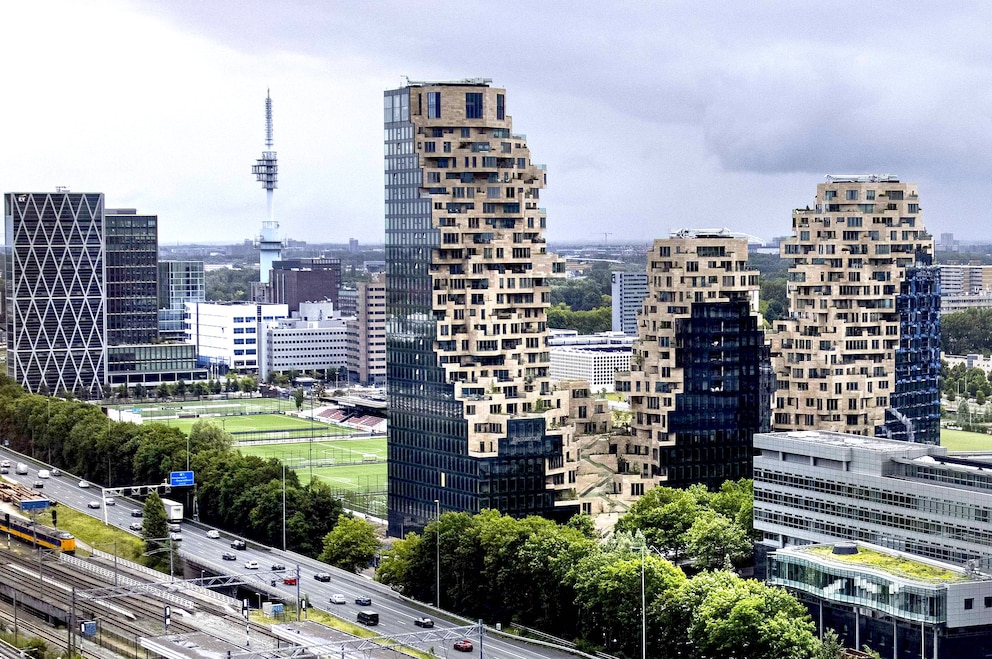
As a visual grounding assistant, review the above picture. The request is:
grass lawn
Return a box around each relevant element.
[33,505,146,562]
[111,397,298,417]
[941,427,992,451]
[155,413,348,436]
[238,438,386,495]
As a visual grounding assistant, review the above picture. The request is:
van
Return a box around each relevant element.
[38,470,50,479]
[15,463,28,475]
[356,610,379,626]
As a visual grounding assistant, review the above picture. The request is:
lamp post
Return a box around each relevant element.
[632,543,647,659]
[282,463,287,551]
[434,499,441,609]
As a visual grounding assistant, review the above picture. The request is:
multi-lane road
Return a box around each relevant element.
[0,449,580,659]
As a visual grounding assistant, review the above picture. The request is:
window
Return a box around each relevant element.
[424,141,436,153]
[824,190,837,200]
[846,189,859,200]
[461,127,471,138]
[496,93,505,120]
[427,91,441,118]
[466,92,483,119]
[866,190,876,200]
[984,596,992,608]
[965,598,974,610]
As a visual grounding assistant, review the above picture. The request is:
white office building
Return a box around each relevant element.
[549,331,634,392]
[259,302,350,381]
[611,271,648,336]
[184,302,288,372]
[754,430,992,570]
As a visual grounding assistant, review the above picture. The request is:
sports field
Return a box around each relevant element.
[155,413,353,437]
[941,428,992,452]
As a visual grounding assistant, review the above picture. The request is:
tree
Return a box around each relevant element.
[142,491,172,572]
[684,510,752,569]
[293,387,305,411]
[134,383,146,399]
[157,382,170,399]
[614,486,703,559]
[318,514,380,572]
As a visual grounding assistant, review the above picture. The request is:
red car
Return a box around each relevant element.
[453,640,473,652]
[282,576,298,585]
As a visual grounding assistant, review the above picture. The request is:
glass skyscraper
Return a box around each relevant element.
[384,80,579,536]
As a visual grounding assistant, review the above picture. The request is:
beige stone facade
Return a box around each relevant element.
[770,175,935,437]
[612,229,766,493]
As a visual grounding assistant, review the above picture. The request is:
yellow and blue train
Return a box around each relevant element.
[0,512,75,553]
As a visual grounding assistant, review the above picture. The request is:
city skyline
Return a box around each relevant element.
[5,2,992,246]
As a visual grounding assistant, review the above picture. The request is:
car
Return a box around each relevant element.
[32,480,44,489]
[0,460,9,468]
[282,576,298,585]
[313,572,331,582]
[78,480,90,488]
[453,640,473,652]
[167,523,181,532]
[38,470,50,478]
[329,594,346,604]
[87,501,101,509]
[271,563,286,572]
[129,522,143,531]
[245,560,259,570]
[222,552,237,561]
[231,539,246,550]
[130,509,143,518]
[170,532,183,542]
[0,467,8,474]
[104,497,115,506]
[354,596,372,606]
[206,529,221,539]
[414,617,434,628]
[51,468,61,477]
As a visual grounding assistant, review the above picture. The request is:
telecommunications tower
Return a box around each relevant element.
[252,90,282,283]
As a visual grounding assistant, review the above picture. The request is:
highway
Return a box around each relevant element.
[0,448,580,659]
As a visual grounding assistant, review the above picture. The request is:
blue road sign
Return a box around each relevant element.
[81,620,97,636]
[20,499,50,512]
[169,471,194,487]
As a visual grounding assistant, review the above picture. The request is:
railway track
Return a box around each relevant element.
[0,544,282,658]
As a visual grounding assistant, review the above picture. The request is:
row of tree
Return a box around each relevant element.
[377,509,833,659]
[111,375,259,401]
[942,308,992,356]
[943,361,992,404]
[0,379,348,559]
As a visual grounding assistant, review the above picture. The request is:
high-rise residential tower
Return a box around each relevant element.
[770,175,940,444]
[613,229,770,493]
[384,79,580,535]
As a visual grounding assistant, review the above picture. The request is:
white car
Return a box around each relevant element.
[78,480,90,488]
[329,594,346,604]
[245,560,259,570]
[86,500,101,509]
[206,529,221,539]
[104,497,116,506]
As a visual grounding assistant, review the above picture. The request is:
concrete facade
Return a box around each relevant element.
[611,271,648,336]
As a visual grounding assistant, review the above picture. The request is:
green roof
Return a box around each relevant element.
[805,545,969,583]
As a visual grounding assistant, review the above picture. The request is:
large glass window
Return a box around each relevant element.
[496,93,505,120]
[466,93,483,119]
[427,91,441,118]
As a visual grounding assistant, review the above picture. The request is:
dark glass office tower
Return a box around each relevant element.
[883,257,941,443]
[385,80,579,536]
[105,208,159,346]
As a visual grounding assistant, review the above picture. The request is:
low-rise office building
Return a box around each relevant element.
[754,430,992,570]
[549,331,634,392]
[769,542,992,659]
[184,302,288,373]
[259,303,349,382]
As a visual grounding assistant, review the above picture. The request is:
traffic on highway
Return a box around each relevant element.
[0,448,576,659]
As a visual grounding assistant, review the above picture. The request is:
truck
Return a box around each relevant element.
[160,497,184,523]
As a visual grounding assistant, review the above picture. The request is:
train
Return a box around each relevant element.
[0,511,76,554]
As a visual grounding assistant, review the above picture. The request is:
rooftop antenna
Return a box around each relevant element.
[252,89,282,283]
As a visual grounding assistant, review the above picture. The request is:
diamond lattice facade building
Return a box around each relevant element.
[5,192,107,397]
[770,175,940,443]
[385,79,582,535]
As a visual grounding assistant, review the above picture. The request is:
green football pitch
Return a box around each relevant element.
[941,428,992,452]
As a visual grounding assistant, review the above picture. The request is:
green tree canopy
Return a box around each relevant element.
[318,514,380,572]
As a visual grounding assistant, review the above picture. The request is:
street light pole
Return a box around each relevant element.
[282,463,287,551]
[435,499,441,609]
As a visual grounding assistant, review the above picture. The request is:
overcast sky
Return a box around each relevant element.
[4,1,991,246]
